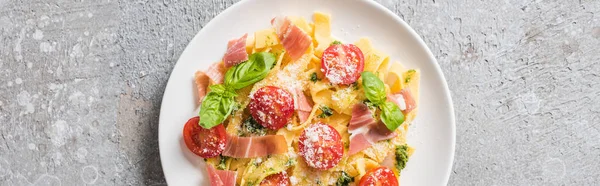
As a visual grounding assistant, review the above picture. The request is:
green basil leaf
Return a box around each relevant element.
[224,52,276,90]
[380,101,405,131]
[198,84,237,129]
[361,71,386,105]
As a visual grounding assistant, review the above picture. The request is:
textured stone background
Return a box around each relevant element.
[0,0,599,185]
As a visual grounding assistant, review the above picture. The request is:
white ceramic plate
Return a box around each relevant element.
[159,0,455,185]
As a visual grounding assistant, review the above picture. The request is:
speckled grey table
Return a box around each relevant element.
[0,0,599,185]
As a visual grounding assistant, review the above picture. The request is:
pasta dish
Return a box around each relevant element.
[181,12,420,186]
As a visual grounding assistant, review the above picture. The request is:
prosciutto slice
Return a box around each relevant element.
[223,34,249,67]
[206,164,237,186]
[215,169,237,186]
[222,135,288,158]
[272,17,312,60]
[293,88,313,123]
[194,71,210,103]
[297,110,311,123]
[295,88,312,112]
[206,164,224,186]
[348,104,397,155]
[388,88,416,115]
[206,62,226,84]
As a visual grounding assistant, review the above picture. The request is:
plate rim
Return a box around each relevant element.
[158,0,456,184]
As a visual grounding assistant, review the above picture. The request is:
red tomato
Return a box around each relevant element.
[321,43,365,85]
[249,86,295,130]
[260,172,291,186]
[358,167,398,186]
[298,122,343,170]
[182,116,227,158]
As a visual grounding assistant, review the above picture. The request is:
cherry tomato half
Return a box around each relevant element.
[298,122,343,170]
[182,116,227,158]
[321,43,365,85]
[260,172,291,186]
[358,167,398,186]
[249,86,295,130]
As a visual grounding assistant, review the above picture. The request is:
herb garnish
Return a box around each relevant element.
[310,72,320,82]
[198,52,276,129]
[239,116,267,136]
[395,144,410,172]
[318,106,334,118]
[330,40,342,45]
[335,171,354,186]
[361,72,405,131]
[217,155,229,170]
[405,69,416,83]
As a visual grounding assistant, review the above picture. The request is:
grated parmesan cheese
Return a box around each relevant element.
[257,111,267,123]
[289,176,299,185]
[328,177,337,185]
[332,87,352,103]
[299,123,341,169]
[287,147,298,158]
[309,134,319,142]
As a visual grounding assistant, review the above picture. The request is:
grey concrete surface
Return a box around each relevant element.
[0,0,598,185]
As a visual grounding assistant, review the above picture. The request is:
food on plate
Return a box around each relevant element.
[183,116,226,158]
[248,86,295,130]
[321,43,364,85]
[182,12,420,185]
[358,167,398,186]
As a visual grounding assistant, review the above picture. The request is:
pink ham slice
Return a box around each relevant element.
[295,88,312,112]
[195,71,210,103]
[297,110,311,123]
[215,169,237,186]
[222,135,288,158]
[222,34,249,68]
[294,88,313,123]
[348,104,397,155]
[272,17,312,60]
[388,88,416,115]
[206,164,237,186]
[292,88,312,123]
[206,62,226,84]
[206,164,224,186]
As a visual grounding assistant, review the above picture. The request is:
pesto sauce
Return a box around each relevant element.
[317,106,334,118]
[310,72,320,82]
[217,155,229,170]
[335,171,354,186]
[285,159,296,166]
[395,144,410,172]
[239,116,267,136]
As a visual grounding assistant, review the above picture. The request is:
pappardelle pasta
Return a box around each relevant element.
[182,12,420,186]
